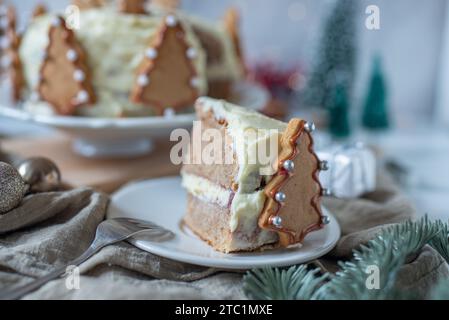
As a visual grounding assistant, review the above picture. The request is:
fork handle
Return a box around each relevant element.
[0,245,101,300]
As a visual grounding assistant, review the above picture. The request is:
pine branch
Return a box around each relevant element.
[317,216,441,300]
[428,220,449,263]
[243,265,327,300]
[243,216,446,300]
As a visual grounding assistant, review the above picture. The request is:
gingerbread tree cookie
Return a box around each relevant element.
[32,4,48,19]
[152,0,179,11]
[72,0,105,10]
[130,14,199,115]
[1,5,25,103]
[223,7,246,75]
[119,0,146,14]
[38,16,96,115]
[258,119,330,247]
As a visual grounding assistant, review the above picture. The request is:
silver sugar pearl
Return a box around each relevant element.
[190,77,200,88]
[51,17,62,27]
[76,90,89,104]
[165,15,177,27]
[319,160,329,171]
[322,215,331,225]
[304,121,315,133]
[66,49,78,62]
[0,162,28,214]
[186,47,197,59]
[321,188,332,196]
[145,48,158,59]
[271,216,282,228]
[73,69,85,82]
[283,160,295,172]
[137,74,149,87]
[163,108,175,118]
[275,191,286,202]
[17,157,61,193]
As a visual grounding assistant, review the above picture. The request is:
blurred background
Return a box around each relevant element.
[1,0,449,218]
[6,0,449,126]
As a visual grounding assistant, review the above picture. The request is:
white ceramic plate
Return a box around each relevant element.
[0,81,269,157]
[107,176,341,270]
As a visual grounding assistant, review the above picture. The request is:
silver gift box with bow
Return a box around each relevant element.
[317,143,376,198]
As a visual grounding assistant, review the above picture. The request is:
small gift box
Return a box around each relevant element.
[317,142,376,198]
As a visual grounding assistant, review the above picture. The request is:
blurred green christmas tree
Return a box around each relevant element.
[303,0,357,109]
[328,83,351,138]
[362,56,390,129]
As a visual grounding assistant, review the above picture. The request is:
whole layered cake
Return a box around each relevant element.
[181,97,330,252]
[2,0,244,117]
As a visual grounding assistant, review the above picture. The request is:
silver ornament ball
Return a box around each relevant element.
[321,188,332,196]
[282,160,295,172]
[321,215,331,225]
[275,191,286,202]
[304,121,315,133]
[319,160,329,171]
[17,157,61,193]
[271,216,283,228]
[0,162,28,214]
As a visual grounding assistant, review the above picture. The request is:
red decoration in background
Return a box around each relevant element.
[249,61,304,97]
[249,61,304,121]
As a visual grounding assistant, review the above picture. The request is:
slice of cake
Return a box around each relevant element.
[181,97,329,253]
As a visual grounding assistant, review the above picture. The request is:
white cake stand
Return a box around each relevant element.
[0,81,269,158]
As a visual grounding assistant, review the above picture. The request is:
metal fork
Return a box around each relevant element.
[0,217,175,300]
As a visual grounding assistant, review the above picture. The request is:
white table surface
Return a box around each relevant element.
[362,127,449,221]
[1,116,448,221]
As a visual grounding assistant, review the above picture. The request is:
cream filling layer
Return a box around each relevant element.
[181,172,266,232]
[181,172,231,207]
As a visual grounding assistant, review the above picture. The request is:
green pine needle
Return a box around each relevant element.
[243,216,447,300]
[317,216,441,300]
[428,220,449,263]
[243,265,327,300]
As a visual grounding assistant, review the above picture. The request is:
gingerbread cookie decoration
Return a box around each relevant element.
[32,4,48,19]
[152,0,179,11]
[119,0,146,14]
[1,5,25,103]
[191,26,223,66]
[223,7,246,75]
[258,119,330,247]
[130,15,199,115]
[38,16,96,115]
[4,4,16,29]
[72,0,105,10]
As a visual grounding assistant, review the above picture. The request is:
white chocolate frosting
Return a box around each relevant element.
[19,7,207,117]
[197,97,287,193]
